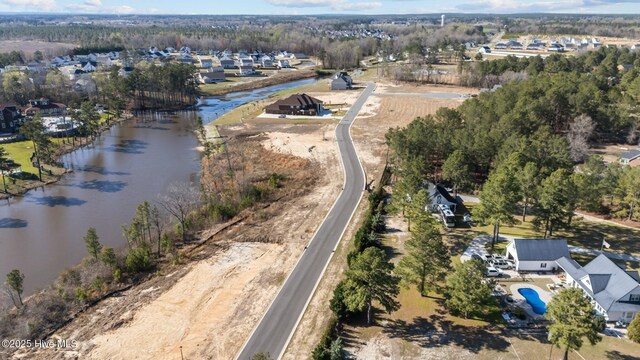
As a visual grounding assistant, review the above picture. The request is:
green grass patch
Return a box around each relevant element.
[465,204,640,257]
[2,140,38,174]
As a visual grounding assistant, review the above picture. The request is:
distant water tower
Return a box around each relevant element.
[441,14,445,27]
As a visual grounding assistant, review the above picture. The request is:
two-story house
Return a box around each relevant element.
[23,98,67,118]
[556,254,640,323]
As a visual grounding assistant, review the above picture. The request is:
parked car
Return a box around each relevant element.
[490,260,511,269]
[278,114,287,118]
[615,320,628,328]
[486,267,503,277]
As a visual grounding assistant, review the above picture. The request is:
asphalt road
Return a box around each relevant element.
[235,83,374,360]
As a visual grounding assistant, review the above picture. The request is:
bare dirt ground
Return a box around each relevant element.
[374,82,480,95]
[352,91,466,182]
[16,122,342,360]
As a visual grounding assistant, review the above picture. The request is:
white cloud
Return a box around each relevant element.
[455,0,640,12]
[268,0,382,11]
[268,0,347,7]
[2,0,57,11]
[333,1,383,10]
[83,0,101,6]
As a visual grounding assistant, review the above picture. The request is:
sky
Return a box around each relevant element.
[2,0,640,15]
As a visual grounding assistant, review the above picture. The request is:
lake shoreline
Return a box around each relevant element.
[1,72,316,200]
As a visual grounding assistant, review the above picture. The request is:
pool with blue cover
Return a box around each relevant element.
[517,288,547,315]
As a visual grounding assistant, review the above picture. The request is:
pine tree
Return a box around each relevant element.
[342,247,400,324]
[546,287,602,360]
[84,227,102,262]
[444,260,492,319]
[396,217,450,296]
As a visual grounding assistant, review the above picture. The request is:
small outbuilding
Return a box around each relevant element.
[619,149,640,166]
[506,238,570,272]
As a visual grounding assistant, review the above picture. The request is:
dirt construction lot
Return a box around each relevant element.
[14,122,342,360]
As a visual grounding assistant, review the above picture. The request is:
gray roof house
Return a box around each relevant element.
[423,181,458,212]
[331,71,353,90]
[619,149,640,166]
[556,254,640,323]
[505,238,570,272]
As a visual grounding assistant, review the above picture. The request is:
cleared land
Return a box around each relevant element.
[0,40,75,56]
[16,123,342,360]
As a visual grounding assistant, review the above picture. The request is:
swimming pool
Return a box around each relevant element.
[518,288,547,315]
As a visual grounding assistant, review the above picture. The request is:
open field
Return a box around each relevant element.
[0,40,75,56]
[352,92,466,182]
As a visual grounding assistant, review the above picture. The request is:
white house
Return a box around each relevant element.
[556,255,640,323]
[217,55,236,69]
[478,46,491,54]
[197,56,213,69]
[277,59,290,69]
[260,55,273,68]
[423,182,458,212]
[505,238,570,272]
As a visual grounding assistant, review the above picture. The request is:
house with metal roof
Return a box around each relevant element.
[505,238,570,272]
[619,149,640,166]
[556,254,640,323]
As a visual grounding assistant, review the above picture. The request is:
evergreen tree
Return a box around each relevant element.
[441,149,471,197]
[475,156,521,251]
[546,287,602,360]
[84,227,102,262]
[5,269,24,307]
[19,113,54,181]
[444,260,493,319]
[628,313,640,343]
[0,146,9,193]
[535,169,577,237]
[342,247,400,324]
[396,217,450,296]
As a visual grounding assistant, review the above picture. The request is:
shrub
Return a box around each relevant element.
[593,315,606,332]
[329,281,348,319]
[629,313,640,343]
[311,317,338,360]
[125,246,152,273]
[75,287,88,302]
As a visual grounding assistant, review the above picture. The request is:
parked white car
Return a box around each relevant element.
[485,267,504,277]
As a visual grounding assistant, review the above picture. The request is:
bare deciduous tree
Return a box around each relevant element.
[567,114,595,162]
[157,182,201,243]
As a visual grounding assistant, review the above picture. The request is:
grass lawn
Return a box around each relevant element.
[465,204,640,258]
[3,140,38,174]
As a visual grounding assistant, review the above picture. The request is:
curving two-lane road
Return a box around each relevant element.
[236,83,375,360]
